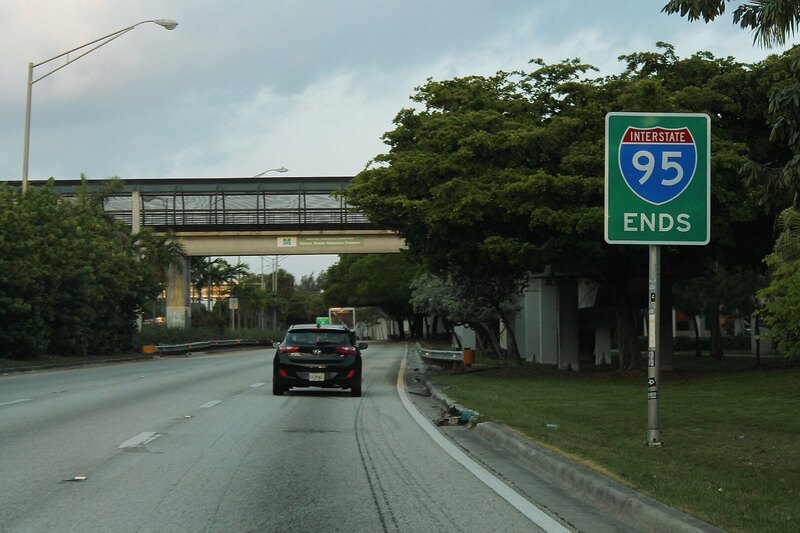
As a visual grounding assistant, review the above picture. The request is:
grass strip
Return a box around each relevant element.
[431,355,799,533]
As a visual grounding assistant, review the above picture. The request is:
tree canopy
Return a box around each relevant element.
[663,1,800,358]
[345,44,792,365]
[0,181,181,357]
[321,253,421,337]
[662,0,800,47]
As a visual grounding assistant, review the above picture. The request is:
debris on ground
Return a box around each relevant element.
[435,406,480,427]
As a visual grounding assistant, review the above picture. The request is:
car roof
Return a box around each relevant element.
[287,323,350,332]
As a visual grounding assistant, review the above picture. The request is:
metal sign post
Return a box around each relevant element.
[229,297,239,331]
[605,112,710,447]
[647,245,662,446]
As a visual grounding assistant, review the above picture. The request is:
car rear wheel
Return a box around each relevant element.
[273,382,285,396]
[350,381,362,397]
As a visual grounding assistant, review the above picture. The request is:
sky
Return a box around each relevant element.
[0,1,792,279]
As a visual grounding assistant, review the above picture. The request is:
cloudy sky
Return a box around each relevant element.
[0,1,791,278]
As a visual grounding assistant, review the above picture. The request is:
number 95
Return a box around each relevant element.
[632,150,683,186]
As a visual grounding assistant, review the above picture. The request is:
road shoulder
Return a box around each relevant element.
[403,348,722,533]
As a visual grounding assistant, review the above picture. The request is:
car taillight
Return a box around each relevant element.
[278,369,288,377]
[279,345,300,354]
[345,369,356,378]
[335,346,357,355]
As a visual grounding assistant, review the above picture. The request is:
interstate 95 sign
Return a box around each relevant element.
[605,113,710,245]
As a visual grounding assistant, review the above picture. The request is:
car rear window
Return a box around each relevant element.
[286,330,351,346]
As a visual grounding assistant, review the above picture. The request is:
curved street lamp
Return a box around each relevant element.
[251,167,289,178]
[251,169,286,328]
[22,19,179,192]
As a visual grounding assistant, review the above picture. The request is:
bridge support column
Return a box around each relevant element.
[131,191,141,234]
[558,278,580,370]
[595,326,612,365]
[166,257,191,329]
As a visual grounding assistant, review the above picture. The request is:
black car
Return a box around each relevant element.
[272,323,367,397]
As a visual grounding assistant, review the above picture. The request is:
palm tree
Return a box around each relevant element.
[191,258,249,310]
[662,0,800,47]
[132,228,186,325]
[134,228,186,280]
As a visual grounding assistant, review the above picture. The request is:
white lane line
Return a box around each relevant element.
[397,357,570,533]
[199,400,222,408]
[250,382,266,388]
[119,432,160,449]
[0,399,32,407]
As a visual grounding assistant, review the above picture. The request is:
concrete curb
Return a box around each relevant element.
[424,380,723,533]
[0,356,157,375]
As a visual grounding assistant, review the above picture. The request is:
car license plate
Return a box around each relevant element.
[309,372,325,382]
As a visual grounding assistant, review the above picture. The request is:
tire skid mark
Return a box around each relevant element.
[354,349,460,533]
[363,353,463,531]
[362,408,459,531]
[354,354,400,532]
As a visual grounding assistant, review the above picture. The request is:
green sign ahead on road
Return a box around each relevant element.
[605,112,710,245]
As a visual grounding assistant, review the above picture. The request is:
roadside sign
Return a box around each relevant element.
[316,316,330,325]
[605,112,710,245]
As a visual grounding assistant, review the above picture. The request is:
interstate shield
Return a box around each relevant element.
[618,126,697,206]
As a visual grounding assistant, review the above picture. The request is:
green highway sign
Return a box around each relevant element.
[605,112,710,245]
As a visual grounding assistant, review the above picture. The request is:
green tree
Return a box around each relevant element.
[0,181,166,357]
[612,44,786,363]
[758,208,800,358]
[662,0,800,46]
[133,228,185,283]
[230,269,295,329]
[345,66,603,358]
[229,273,266,329]
[287,273,326,325]
[663,2,800,357]
[191,258,249,310]
[322,254,421,338]
[134,227,186,323]
[347,46,785,369]
[674,265,763,359]
[410,272,519,357]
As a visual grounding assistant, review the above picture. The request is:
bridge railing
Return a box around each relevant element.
[20,177,380,232]
[106,207,374,230]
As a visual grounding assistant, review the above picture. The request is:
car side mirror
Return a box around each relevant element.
[358,343,368,350]
[272,342,281,349]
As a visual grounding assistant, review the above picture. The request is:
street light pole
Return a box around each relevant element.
[272,255,278,330]
[22,19,178,192]
[258,168,287,331]
[260,256,266,330]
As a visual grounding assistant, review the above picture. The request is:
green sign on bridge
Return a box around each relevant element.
[605,112,710,245]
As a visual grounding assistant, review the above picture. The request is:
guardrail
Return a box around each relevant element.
[416,342,463,367]
[143,339,262,355]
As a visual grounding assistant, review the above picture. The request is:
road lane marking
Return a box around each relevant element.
[397,357,570,533]
[250,382,266,388]
[119,432,160,449]
[199,400,222,408]
[0,399,32,407]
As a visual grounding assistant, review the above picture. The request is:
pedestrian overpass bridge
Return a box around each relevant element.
[39,176,404,255]
[25,177,611,370]
[31,176,404,328]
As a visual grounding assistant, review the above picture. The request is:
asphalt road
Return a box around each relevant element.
[0,344,631,532]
